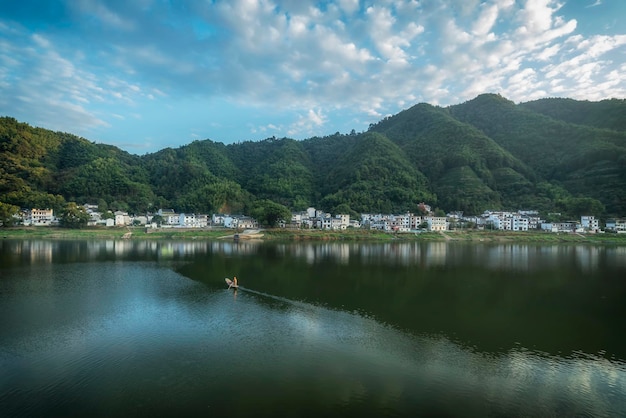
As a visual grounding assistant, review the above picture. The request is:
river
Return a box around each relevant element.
[1,239,625,416]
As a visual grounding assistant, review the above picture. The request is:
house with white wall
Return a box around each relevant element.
[114,211,131,226]
[425,216,447,231]
[29,208,54,226]
[512,216,529,231]
[224,215,258,229]
[581,216,599,232]
[605,219,626,232]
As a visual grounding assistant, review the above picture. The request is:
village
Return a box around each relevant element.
[17,204,626,234]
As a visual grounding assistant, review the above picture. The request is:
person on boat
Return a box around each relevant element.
[233,276,238,287]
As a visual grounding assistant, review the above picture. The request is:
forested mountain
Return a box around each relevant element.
[368,102,533,214]
[449,94,626,215]
[520,97,626,132]
[1,93,625,223]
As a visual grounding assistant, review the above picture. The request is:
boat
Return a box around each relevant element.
[225,278,239,289]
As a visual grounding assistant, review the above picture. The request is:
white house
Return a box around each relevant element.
[212,214,226,226]
[581,216,599,233]
[336,214,350,229]
[224,215,258,229]
[114,211,131,226]
[540,222,558,232]
[30,208,54,226]
[512,216,529,231]
[605,219,626,233]
[179,213,196,227]
[425,216,447,231]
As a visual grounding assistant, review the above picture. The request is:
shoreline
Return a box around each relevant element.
[1,226,626,244]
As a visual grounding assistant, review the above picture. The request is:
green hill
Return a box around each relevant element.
[449,94,626,215]
[317,131,435,214]
[369,102,537,213]
[1,93,625,221]
[520,97,626,132]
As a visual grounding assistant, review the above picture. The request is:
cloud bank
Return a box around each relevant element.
[0,0,625,150]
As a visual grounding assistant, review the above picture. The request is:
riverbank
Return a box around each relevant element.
[2,226,626,244]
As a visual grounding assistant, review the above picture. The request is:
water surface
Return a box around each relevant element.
[1,240,625,416]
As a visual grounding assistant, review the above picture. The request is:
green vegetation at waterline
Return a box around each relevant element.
[2,227,626,244]
[2,93,625,220]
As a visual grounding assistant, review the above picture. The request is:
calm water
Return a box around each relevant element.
[1,239,625,417]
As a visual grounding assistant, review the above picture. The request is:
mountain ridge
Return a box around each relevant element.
[1,93,625,220]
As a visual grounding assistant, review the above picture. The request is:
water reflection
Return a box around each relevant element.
[2,240,626,272]
[1,241,626,416]
[0,239,261,265]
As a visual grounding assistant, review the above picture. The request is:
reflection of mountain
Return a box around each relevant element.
[2,240,625,358]
[281,296,623,418]
[2,240,624,417]
[0,239,266,265]
[4,239,626,271]
[267,241,626,271]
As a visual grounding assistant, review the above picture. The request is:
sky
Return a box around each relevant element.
[1,0,625,154]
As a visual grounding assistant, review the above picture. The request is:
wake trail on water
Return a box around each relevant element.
[229,286,318,311]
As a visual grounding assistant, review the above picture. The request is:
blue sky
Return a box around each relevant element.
[1,0,625,154]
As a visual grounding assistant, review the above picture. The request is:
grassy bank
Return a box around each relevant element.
[0,227,231,240]
[1,226,626,244]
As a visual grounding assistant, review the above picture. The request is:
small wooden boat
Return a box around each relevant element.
[225,278,238,289]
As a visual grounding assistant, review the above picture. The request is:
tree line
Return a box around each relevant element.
[1,93,624,227]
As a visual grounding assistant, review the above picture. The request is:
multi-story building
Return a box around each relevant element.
[581,216,599,232]
[512,216,529,231]
[605,219,626,232]
[425,216,447,231]
[30,208,54,226]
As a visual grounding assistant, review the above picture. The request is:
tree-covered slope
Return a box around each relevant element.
[141,140,248,214]
[2,92,625,219]
[226,137,316,210]
[317,131,435,214]
[0,116,151,213]
[369,103,539,213]
[520,97,626,132]
[449,94,626,215]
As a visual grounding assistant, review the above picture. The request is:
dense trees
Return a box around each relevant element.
[59,202,91,228]
[0,202,19,227]
[1,94,625,221]
[250,199,292,227]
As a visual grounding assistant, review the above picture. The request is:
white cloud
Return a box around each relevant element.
[585,0,602,7]
[337,0,359,14]
[72,0,135,30]
[516,0,560,34]
[535,44,561,61]
[1,0,625,147]
[287,108,327,136]
[472,4,499,36]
